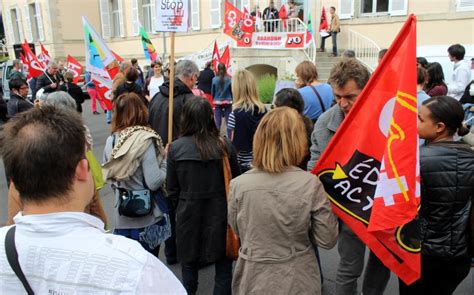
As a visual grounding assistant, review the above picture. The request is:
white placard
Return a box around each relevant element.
[156,0,189,32]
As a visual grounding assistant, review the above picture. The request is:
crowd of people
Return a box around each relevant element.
[0,40,473,295]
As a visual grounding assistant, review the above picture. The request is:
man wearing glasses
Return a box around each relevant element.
[6,79,33,118]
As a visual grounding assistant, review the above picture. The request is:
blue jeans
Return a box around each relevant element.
[320,32,338,55]
[106,110,112,124]
[214,105,232,136]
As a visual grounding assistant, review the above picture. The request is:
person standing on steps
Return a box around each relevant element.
[318,6,340,57]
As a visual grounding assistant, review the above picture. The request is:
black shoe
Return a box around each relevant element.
[93,111,100,115]
[166,257,178,265]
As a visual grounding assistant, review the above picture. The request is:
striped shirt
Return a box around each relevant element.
[228,112,253,169]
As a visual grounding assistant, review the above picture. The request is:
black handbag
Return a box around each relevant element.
[117,188,153,218]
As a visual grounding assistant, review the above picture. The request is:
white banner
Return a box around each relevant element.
[237,32,309,50]
[156,0,189,32]
[180,40,232,69]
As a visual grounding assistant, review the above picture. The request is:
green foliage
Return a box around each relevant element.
[0,55,9,63]
[257,74,276,104]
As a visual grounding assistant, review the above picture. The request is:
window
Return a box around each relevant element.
[142,0,154,32]
[111,0,122,37]
[210,0,221,28]
[191,0,200,30]
[11,9,21,44]
[457,0,474,11]
[361,0,389,14]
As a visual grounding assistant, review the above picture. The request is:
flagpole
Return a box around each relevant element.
[168,32,176,144]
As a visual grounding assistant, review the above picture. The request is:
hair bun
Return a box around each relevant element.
[457,125,470,137]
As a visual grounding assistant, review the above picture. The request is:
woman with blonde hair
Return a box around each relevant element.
[227,69,267,172]
[228,107,338,294]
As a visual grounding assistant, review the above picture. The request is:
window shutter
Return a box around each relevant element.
[35,1,45,41]
[118,0,125,37]
[99,0,111,38]
[150,0,156,32]
[389,0,408,16]
[23,5,33,42]
[210,0,221,28]
[457,0,474,11]
[15,8,24,42]
[132,0,139,36]
[4,9,15,44]
[338,0,354,19]
[191,0,200,30]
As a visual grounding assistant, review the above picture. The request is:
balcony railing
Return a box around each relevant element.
[347,29,381,71]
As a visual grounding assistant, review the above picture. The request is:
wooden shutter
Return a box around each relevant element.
[389,0,408,16]
[4,9,15,44]
[339,0,354,19]
[191,0,200,30]
[99,0,111,38]
[118,0,125,37]
[35,1,45,41]
[23,5,33,42]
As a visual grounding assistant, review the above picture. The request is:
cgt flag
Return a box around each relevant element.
[22,41,45,78]
[312,15,420,285]
[66,55,83,84]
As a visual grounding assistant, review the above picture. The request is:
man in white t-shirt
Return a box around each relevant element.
[447,44,471,100]
[0,106,186,294]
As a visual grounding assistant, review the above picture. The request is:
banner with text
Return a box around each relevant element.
[237,32,308,49]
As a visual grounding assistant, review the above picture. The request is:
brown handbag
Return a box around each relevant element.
[223,151,240,260]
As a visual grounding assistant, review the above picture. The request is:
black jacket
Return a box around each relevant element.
[419,141,474,258]
[148,78,195,143]
[59,82,86,113]
[35,72,62,94]
[7,93,33,118]
[167,136,240,263]
[197,68,215,94]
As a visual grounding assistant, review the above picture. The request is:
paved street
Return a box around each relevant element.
[0,100,472,294]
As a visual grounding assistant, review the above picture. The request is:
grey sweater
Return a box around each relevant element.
[103,133,167,229]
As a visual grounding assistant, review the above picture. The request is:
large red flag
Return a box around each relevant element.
[91,73,113,110]
[224,1,245,41]
[38,43,52,67]
[319,7,329,32]
[211,40,220,73]
[312,15,420,284]
[112,50,124,63]
[242,7,255,33]
[22,42,45,78]
[279,4,288,29]
[66,55,83,84]
[19,52,31,80]
[219,46,232,76]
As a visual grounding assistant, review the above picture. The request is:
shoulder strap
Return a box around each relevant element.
[309,85,326,113]
[4,227,35,295]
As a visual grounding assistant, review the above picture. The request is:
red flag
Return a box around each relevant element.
[279,4,288,29]
[38,43,52,67]
[242,7,255,33]
[66,55,83,84]
[312,15,420,284]
[219,46,232,76]
[19,52,31,80]
[211,40,220,73]
[224,1,245,41]
[319,7,329,32]
[107,65,119,80]
[112,50,124,63]
[22,42,45,78]
[91,73,113,110]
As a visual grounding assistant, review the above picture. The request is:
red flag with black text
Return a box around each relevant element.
[312,15,420,285]
[22,41,45,78]
[66,55,83,84]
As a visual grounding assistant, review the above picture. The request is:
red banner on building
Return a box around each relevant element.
[312,15,420,285]
[224,1,245,41]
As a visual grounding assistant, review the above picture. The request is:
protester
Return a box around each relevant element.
[228,107,338,294]
[263,0,279,32]
[112,61,132,100]
[0,94,7,124]
[447,44,471,100]
[399,96,473,294]
[102,93,170,256]
[148,60,199,265]
[295,61,334,122]
[57,60,66,81]
[342,49,356,58]
[7,91,108,226]
[197,61,215,104]
[115,68,146,105]
[9,59,26,81]
[7,78,33,118]
[287,0,299,31]
[59,71,87,113]
[131,58,145,89]
[460,81,474,105]
[426,62,448,97]
[0,106,185,293]
[417,66,430,107]
[227,70,267,173]
[417,57,429,68]
[318,6,340,57]
[35,62,62,97]
[212,63,233,131]
[307,58,391,294]
[167,97,240,295]
[378,48,388,64]
[274,88,313,170]
[85,71,107,115]
[145,61,165,101]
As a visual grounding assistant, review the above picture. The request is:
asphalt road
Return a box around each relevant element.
[0,100,472,294]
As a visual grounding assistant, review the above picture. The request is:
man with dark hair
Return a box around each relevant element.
[263,0,279,32]
[0,106,185,294]
[9,59,26,81]
[318,6,340,57]
[447,44,471,100]
[7,78,33,118]
[308,58,391,295]
[131,58,145,89]
[378,48,388,64]
[197,61,215,103]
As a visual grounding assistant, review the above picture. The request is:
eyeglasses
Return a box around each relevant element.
[19,86,29,90]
